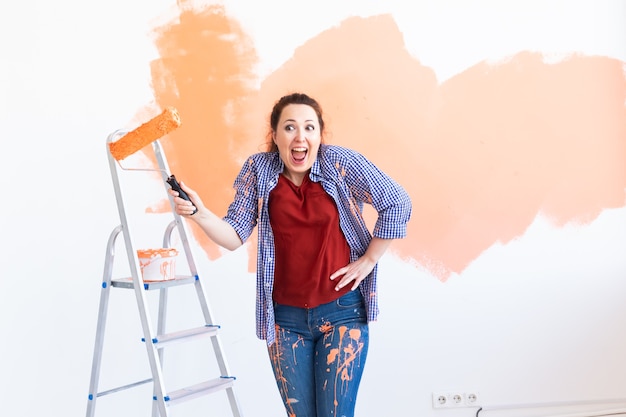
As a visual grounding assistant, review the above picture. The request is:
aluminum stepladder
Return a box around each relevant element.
[86,130,243,417]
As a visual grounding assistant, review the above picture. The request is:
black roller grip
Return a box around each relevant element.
[167,175,197,215]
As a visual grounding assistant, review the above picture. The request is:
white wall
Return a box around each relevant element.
[1,1,625,416]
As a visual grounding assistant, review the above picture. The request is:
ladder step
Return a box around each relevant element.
[110,275,197,290]
[146,325,220,348]
[164,377,236,405]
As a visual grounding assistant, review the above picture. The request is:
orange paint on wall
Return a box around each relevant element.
[147,6,626,280]
[147,4,259,259]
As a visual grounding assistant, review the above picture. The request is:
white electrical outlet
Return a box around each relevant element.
[432,393,449,408]
[466,392,480,406]
[432,391,481,409]
[451,393,464,406]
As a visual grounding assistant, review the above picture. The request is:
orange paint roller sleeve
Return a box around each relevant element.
[109,107,182,161]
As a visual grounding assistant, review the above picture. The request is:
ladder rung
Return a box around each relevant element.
[147,325,220,348]
[94,378,152,398]
[164,377,236,405]
[110,275,197,290]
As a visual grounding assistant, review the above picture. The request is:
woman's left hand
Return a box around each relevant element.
[330,237,393,291]
[330,256,376,291]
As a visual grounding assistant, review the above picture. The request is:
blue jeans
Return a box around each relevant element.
[268,290,369,417]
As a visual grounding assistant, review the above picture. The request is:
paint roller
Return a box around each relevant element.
[108,106,197,214]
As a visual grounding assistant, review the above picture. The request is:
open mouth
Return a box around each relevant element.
[291,147,308,163]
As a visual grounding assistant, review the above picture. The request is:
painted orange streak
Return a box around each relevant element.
[269,325,297,417]
[327,348,339,364]
[147,9,626,280]
[327,325,365,414]
[319,321,333,333]
[348,329,361,341]
[291,335,305,366]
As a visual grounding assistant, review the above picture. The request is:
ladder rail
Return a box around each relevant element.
[153,139,243,416]
[86,225,122,417]
[106,131,170,417]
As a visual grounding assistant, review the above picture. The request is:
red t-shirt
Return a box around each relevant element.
[269,174,351,308]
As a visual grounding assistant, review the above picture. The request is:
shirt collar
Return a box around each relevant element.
[270,151,284,177]
[309,145,325,181]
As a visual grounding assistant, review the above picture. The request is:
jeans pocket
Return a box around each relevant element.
[336,290,364,308]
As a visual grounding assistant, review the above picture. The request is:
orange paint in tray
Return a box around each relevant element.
[137,248,179,281]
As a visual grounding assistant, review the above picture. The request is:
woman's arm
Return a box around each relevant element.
[326,147,412,290]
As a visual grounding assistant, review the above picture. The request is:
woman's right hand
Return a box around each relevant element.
[167,180,243,251]
[168,181,203,218]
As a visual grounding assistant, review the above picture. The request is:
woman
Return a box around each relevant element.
[169,92,412,417]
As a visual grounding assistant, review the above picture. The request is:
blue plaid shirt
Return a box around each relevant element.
[223,144,412,345]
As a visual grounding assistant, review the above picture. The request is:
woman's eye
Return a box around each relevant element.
[305,124,315,131]
[285,125,295,131]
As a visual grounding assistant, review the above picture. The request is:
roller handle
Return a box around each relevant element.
[167,175,197,215]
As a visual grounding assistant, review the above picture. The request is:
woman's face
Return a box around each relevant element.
[272,103,321,185]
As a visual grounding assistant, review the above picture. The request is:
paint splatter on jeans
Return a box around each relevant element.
[268,291,369,417]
